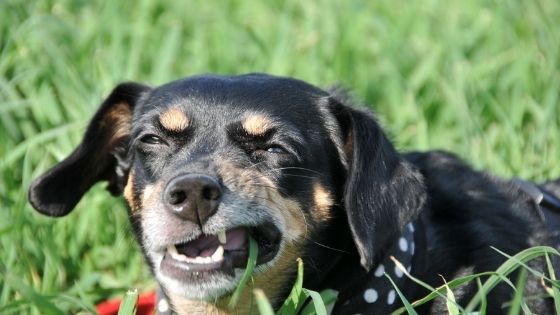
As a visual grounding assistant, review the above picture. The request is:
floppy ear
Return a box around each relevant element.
[328,93,427,271]
[28,82,151,217]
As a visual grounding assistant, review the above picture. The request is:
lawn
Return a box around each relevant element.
[1,0,559,314]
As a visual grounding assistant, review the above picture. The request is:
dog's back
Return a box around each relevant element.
[405,150,560,314]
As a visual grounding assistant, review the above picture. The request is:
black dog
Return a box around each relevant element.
[28,74,560,314]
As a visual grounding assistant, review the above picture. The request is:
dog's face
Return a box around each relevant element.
[122,75,347,300]
[28,74,426,308]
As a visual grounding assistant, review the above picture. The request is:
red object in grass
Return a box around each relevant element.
[96,291,156,315]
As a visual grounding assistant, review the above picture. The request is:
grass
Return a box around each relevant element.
[1,0,559,314]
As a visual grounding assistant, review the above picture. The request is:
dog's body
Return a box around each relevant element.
[28,74,560,314]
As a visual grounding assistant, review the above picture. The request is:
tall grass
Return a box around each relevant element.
[1,0,559,313]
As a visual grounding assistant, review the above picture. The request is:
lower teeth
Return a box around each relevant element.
[167,245,225,264]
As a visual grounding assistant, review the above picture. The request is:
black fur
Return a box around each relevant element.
[28,74,559,314]
[28,82,150,216]
[328,97,427,270]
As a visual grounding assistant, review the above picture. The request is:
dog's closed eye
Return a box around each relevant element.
[140,134,167,145]
[263,145,287,154]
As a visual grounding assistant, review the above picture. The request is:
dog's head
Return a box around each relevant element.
[28,74,426,309]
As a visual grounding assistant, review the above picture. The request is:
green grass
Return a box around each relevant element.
[1,0,559,314]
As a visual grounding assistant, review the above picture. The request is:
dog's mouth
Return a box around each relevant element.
[160,222,281,280]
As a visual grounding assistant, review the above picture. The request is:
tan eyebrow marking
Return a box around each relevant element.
[159,106,189,132]
[241,114,273,136]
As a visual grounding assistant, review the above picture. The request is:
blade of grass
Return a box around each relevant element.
[277,258,306,315]
[390,254,521,315]
[442,276,459,315]
[254,289,275,315]
[117,289,139,315]
[492,246,560,287]
[476,278,487,315]
[544,252,560,310]
[299,289,338,315]
[507,268,528,315]
[1,273,65,315]
[389,256,468,314]
[385,270,418,315]
[228,235,258,309]
[465,246,558,312]
[300,289,328,315]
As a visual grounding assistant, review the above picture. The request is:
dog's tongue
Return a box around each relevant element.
[176,228,247,258]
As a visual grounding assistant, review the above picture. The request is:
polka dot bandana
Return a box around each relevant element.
[156,287,172,315]
[334,222,417,314]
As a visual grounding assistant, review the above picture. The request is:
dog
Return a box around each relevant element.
[28,73,560,314]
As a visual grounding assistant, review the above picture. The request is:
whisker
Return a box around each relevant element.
[309,240,349,254]
[263,167,324,176]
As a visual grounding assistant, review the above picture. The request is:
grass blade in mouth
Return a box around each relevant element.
[117,289,139,315]
[228,235,258,309]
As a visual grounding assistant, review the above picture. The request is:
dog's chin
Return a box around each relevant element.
[155,267,241,300]
[148,223,283,300]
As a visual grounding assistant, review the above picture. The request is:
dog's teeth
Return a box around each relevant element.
[218,231,227,244]
[211,245,224,262]
[167,245,188,262]
[167,244,224,264]
[189,256,213,264]
[167,245,179,256]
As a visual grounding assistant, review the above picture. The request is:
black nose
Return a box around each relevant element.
[163,174,222,225]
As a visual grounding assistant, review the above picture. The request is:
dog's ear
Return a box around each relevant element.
[327,92,427,271]
[28,82,151,217]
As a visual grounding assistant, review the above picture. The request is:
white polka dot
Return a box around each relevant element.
[399,237,408,252]
[410,241,415,255]
[408,223,415,233]
[394,265,403,278]
[363,288,379,303]
[158,298,170,313]
[374,264,385,277]
[387,290,396,305]
[407,265,412,272]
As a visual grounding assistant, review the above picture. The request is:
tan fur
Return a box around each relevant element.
[167,297,230,315]
[159,107,190,132]
[216,158,307,241]
[99,102,133,149]
[312,182,333,222]
[262,183,307,241]
[241,115,273,136]
[123,170,139,212]
[142,183,162,208]
[248,242,301,306]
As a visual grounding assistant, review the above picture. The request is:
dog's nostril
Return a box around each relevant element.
[169,190,187,205]
[164,174,222,225]
[202,186,220,201]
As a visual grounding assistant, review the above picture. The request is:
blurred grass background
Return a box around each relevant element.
[1,0,559,313]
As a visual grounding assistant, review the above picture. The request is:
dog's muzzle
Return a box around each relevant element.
[163,173,222,226]
[157,173,282,281]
